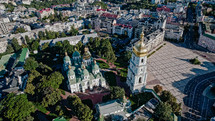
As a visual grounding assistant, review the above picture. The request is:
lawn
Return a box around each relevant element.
[97,60,110,69]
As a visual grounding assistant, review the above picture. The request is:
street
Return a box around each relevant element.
[183,71,215,121]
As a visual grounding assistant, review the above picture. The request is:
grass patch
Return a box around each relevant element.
[129,92,154,110]
[97,60,110,69]
[147,51,156,58]
[34,103,48,114]
[104,71,117,86]
[189,58,201,65]
[156,45,163,51]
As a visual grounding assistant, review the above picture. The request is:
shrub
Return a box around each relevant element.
[189,58,201,65]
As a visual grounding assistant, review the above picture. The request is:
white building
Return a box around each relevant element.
[112,23,133,38]
[63,47,106,93]
[151,0,160,4]
[127,32,148,93]
[36,8,54,19]
[0,0,8,4]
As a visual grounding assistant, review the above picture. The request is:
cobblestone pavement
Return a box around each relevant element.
[146,42,215,103]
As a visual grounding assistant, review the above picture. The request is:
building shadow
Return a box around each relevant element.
[171,57,215,120]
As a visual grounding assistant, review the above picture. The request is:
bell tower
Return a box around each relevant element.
[127,31,148,94]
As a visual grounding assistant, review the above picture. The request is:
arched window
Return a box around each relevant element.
[139,77,142,83]
[141,59,144,63]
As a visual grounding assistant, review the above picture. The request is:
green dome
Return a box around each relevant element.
[82,69,89,76]
[92,63,100,70]
[67,67,75,76]
[64,56,71,62]
[72,51,80,57]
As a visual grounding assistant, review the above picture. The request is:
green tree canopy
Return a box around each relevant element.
[41,71,64,89]
[40,87,61,107]
[110,86,125,99]
[67,95,93,121]
[31,40,40,51]
[0,93,35,121]
[24,57,39,71]
[153,85,163,94]
[160,90,181,115]
[25,70,41,95]
[155,102,173,121]
[5,44,14,54]
[11,38,21,52]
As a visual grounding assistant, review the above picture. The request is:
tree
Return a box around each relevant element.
[88,23,92,29]
[41,43,49,50]
[40,87,61,107]
[31,40,39,51]
[67,95,93,121]
[38,31,45,40]
[11,38,21,52]
[25,70,41,95]
[5,44,14,53]
[37,63,53,75]
[41,71,64,89]
[110,86,125,99]
[55,105,64,116]
[160,90,176,103]
[160,90,181,115]
[69,26,78,36]
[60,32,67,37]
[153,85,163,94]
[24,57,39,71]
[0,93,35,121]
[154,102,173,121]
[13,27,26,34]
[25,36,31,45]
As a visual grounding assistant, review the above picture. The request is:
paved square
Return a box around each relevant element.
[146,42,215,103]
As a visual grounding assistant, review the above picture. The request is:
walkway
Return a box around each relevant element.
[146,42,215,103]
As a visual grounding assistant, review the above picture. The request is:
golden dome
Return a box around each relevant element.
[133,31,148,57]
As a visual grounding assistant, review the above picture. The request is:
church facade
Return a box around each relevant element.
[127,31,148,93]
[63,47,106,93]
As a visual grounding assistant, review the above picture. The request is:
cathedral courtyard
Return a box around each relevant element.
[146,42,215,103]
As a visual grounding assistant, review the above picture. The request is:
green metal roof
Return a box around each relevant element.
[72,51,80,57]
[64,56,71,62]
[52,116,67,121]
[203,33,215,40]
[67,68,75,76]
[0,53,14,76]
[92,63,100,70]
[82,68,89,76]
[19,48,28,63]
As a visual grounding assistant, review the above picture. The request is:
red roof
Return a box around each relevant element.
[101,13,118,19]
[97,9,106,11]
[156,6,171,12]
[38,8,52,14]
[142,15,152,18]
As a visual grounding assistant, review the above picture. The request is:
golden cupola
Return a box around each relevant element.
[133,31,148,57]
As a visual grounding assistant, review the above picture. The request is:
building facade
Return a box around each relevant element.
[127,32,148,93]
[36,8,54,19]
[63,47,106,93]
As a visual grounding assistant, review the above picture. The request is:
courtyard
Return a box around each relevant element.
[146,42,215,103]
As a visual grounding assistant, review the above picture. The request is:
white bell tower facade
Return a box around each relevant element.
[127,31,148,94]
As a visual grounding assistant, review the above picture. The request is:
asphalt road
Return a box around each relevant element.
[183,71,215,121]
